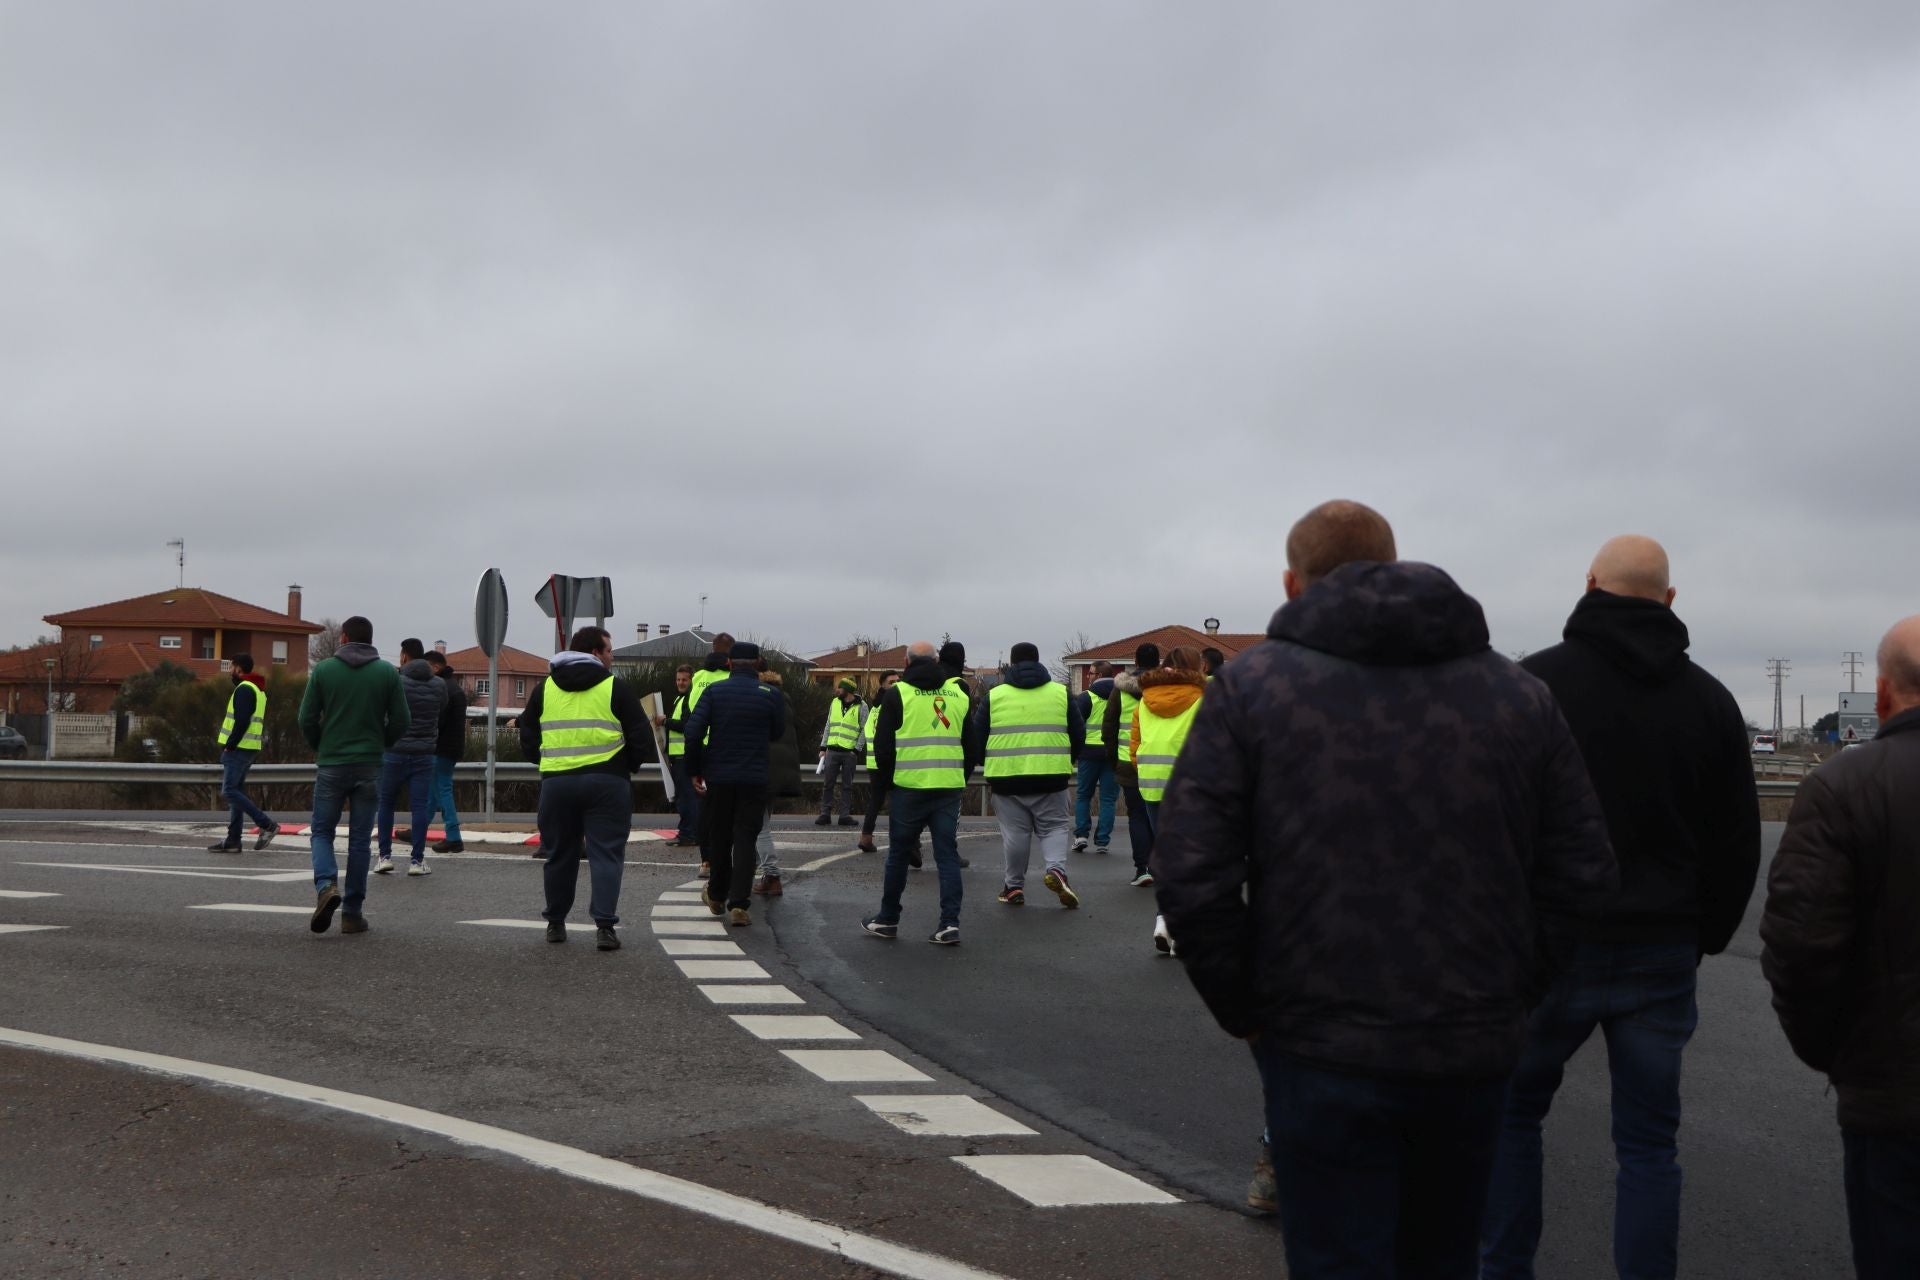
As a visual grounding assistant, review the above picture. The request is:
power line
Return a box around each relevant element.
[1842,651,1864,693]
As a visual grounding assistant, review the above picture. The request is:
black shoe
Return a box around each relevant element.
[208,840,241,853]
[595,926,620,951]
[862,916,898,940]
[958,856,971,868]
[432,838,464,853]
[340,914,369,935]
[546,921,566,943]
[907,847,924,869]
[253,823,280,851]
[813,814,831,827]
[837,816,858,827]
[310,884,341,934]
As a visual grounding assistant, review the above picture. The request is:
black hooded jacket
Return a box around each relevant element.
[873,655,980,785]
[1152,561,1618,1081]
[518,655,651,778]
[1522,592,1760,954]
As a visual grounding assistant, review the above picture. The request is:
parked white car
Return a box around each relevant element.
[1751,733,1777,754]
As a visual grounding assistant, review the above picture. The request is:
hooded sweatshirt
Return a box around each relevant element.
[298,642,410,766]
[1149,560,1617,1080]
[222,670,269,753]
[518,651,651,777]
[1522,591,1760,953]
[873,654,979,783]
[969,660,1085,795]
[390,658,448,756]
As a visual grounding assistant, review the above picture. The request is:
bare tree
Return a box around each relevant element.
[1052,630,1097,684]
[37,632,104,711]
[310,617,345,664]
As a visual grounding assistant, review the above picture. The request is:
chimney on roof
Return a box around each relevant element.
[1204,617,1221,636]
[635,624,648,642]
[288,585,303,619]
[659,623,670,637]
[434,640,447,654]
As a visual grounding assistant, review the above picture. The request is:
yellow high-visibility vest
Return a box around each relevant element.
[1116,689,1141,765]
[825,699,861,750]
[538,678,623,773]
[892,682,968,789]
[218,682,267,751]
[666,692,689,758]
[983,682,1071,779]
[1085,691,1108,749]
[1135,696,1201,803]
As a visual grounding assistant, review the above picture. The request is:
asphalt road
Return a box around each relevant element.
[772,822,1852,1279]
[0,818,1271,1280]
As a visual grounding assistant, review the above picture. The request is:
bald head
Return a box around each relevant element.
[906,639,937,662]
[1876,616,1920,718]
[1588,535,1674,606]
[1284,500,1396,598]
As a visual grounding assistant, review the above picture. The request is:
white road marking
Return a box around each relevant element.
[657,939,745,957]
[855,1096,1038,1137]
[649,920,727,937]
[657,891,704,902]
[0,890,61,899]
[188,904,315,915]
[729,1015,859,1042]
[697,985,804,1005]
[0,1026,1013,1280]
[952,1155,1180,1207]
[459,919,554,929]
[16,862,301,883]
[780,1050,931,1083]
[651,905,715,919]
[0,924,67,935]
[674,960,769,981]
[676,880,706,890]
[792,849,865,873]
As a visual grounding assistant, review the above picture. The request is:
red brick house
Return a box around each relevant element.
[440,644,552,711]
[1061,623,1264,691]
[0,586,323,716]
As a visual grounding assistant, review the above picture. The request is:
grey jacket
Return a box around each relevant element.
[392,658,448,755]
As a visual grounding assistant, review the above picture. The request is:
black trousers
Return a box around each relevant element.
[705,781,768,909]
[538,770,631,926]
[861,771,891,836]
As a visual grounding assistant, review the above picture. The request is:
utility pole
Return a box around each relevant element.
[1765,658,1791,741]
[1842,651,1864,693]
[699,594,708,629]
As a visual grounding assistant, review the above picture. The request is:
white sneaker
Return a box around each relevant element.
[1153,915,1175,957]
[373,857,395,875]
[1072,837,1088,853]
[407,861,430,876]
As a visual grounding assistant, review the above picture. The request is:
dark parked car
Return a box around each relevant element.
[0,726,29,759]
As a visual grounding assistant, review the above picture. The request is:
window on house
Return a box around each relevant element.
[89,635,102,649]
[514,678,525,698]
[272,640,288,665]
[199,637,215,660]
[158,636,182,649]
[475,678,491,696]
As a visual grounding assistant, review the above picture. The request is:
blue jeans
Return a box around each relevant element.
[1845,1129,1920,1280]
[424,755,461,841]
[220,748,272,844]
[1254,1038,1508,1279]
[1073,756,1118,846]
[669,755,699,843]
[1481,941,1699,1280]
[311,764,379,917]
[538,769,631,926]
[377,751,434,862]
[1124,782,1154,874]
[877,786,963,929]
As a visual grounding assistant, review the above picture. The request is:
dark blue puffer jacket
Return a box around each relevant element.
[683,666,787,785]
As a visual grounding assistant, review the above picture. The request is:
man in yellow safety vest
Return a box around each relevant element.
[209,653,280,853]
[1072,661,1119,856]
[975,641,1085,909]
[862,641,976,945]
[520,626,650,951]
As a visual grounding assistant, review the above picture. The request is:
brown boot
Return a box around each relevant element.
[763,875,783,897]
[752,876,771,896]
[857,836,876,853]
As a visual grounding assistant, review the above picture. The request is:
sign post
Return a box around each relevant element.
[533,575,614,652]
[475,569,509,823]
[1836,691,1879,746]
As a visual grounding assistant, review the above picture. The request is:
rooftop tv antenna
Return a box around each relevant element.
[165,538,185,587]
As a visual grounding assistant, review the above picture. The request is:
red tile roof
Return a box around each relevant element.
[809,643,913,671]
[0,640,167,685]
[1065,625,1264,665]
[442,645,554,678]
[45,587,323,634]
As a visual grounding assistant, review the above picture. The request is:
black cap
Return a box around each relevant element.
[731,642,761,661]
[1009,642,1040,664]
[939,640,966,668]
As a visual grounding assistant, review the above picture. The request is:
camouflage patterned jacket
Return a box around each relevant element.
[1152,560,1617,1080]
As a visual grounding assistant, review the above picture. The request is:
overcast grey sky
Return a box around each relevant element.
[4,3,1917,724]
